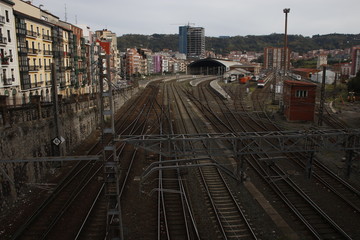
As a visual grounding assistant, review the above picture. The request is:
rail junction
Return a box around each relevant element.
[1,72,360,240]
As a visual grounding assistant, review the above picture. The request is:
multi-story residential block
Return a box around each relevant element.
[0,0,21,105]
[350,46,360,76]
[317,54,327,69]
[179,25,205,59]
[340,63,352,79]
[70,24,86,94]
[124,48,141,77]
[6,0,117,102]
[49,20,74,97]
[78,25,100,93]
[152,55,162,74]
[263,47,290,71]
[95,29,120,81]
[13,0,54,103]
[162,57,169,73]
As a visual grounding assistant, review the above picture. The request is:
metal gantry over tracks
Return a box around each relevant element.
[118,128,360,178]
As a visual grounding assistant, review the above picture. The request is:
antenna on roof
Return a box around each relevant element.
[64,4,67,22]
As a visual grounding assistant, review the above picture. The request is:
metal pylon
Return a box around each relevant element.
[99,53,123,239]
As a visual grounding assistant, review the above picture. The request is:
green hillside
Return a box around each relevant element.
[117,33,360,54]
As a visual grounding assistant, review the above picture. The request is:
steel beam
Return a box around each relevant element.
[117,129,360,157]
[0,155,101,163]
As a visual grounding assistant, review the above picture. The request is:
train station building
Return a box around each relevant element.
[188,58,260,76]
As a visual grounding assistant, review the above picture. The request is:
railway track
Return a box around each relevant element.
[158,81,200,239]
[171,81,258,239]
[6,75,359,239]
[248,156,352,239]
[185,79,359,238]
[10,85,160,239]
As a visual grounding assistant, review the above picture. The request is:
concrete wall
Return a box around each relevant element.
[0,87,138,205]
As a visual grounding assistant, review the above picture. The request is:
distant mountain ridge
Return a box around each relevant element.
[117,33,360,54]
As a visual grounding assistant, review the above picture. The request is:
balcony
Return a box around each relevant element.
[42,34,52,42]
[43,50,53,56]
[32,81,43,88]
[1,58,9,65]
[26,30,39,38]
[3,77,13,85]
[27,48,39,55]
[0,16,5,24]
[63,51,71,57]
[59,81,67,88]
[44,65,51,71]
[0,36,7,45]
[28,65,39,72]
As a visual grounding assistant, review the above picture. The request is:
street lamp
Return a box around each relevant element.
[283,8,290,75]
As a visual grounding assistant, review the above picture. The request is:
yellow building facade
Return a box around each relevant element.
[25,18,53,101]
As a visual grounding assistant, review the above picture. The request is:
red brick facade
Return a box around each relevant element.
[283,80,317,121]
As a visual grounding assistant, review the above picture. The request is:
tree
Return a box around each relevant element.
[251,55,263,64]
[347,70,360,94]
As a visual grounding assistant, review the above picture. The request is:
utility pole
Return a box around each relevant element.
[318,65,326,126]
[99,51,123,239]
[283,8,290,75]
[51,62,63,156]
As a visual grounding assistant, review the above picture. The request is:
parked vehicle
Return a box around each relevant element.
[257,77,269,87]
[239,76,251,84]
[252,75,259,81]
[229,75,237,82]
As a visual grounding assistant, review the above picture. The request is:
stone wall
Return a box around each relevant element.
[0,87,138,204]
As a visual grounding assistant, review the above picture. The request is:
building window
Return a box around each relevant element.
[7,30,11,42]
[296,90,308,98]
[9,49,12,62]
[5,10,9,22]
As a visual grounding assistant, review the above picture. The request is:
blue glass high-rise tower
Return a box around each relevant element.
[178,25,205,59]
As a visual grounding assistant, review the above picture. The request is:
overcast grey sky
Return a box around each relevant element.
[32,0,359,37]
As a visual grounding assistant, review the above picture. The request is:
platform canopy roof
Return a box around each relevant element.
[188,58,244,75]
[188,58,241,71]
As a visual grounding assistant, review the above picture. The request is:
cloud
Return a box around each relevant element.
[32,0,360,37]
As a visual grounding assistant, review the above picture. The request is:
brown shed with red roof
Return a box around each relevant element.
[283,80,317,121]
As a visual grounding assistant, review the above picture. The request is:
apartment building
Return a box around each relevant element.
[317,54,327,69]
[1,0,119,105]
[0,0,21,105]
[13,0,54,103]
[78,25,99,94]
[162,57,169,73]
[124,48,141,76]
[351,46,360,76]
[95,29,120,81]
[153,55,162,74]
[264,47,291,71]
[179,25,205,59]
[69,25,89,94]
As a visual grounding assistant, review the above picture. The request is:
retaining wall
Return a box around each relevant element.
[0,87,138,204]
